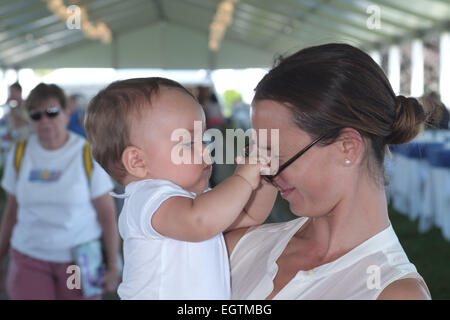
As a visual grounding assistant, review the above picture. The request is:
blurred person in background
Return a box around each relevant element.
[196,86,226,187]
[0,83,120,300]
[196,86,225,130]
[0,83,32,165]
[230,94,251,131]
[66,94,87,137]
[420,91,449,130]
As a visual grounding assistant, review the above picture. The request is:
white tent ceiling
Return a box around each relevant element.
[0,0,449,69]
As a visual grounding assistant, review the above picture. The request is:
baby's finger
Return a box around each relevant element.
[235,156,244,164]
[259,163,272,176]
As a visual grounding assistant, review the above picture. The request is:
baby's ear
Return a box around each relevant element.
[121,146,148,179]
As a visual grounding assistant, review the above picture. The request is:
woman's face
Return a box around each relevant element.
[251,99,347,217]
[29,97,69,147]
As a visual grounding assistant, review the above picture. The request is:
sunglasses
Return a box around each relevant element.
[29,106,60,121]
[261,135,325,188]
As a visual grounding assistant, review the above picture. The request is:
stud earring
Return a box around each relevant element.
[345,159,351,165]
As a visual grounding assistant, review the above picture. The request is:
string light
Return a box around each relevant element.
[209,0,239,51]
[45,0,112,44]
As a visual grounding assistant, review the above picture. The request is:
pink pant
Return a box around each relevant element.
[7,248,101,300]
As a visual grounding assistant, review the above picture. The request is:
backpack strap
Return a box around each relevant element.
[14,139,27,176]
[83,141,93,182]
[13,139,93,183]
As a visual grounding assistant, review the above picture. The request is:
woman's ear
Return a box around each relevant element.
[338,128,363,166]
[121,146,148,179]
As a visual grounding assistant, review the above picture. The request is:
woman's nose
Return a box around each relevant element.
[37,113,51,124]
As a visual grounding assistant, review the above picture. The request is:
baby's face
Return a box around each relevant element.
[129,87,211,194]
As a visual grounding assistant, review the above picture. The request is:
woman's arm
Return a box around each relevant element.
[91,193,120,293]
[225,183,277,231]
[0,194,18,259]
[224,227,250,257]
[377,278,431,300]
[0,194,18,293]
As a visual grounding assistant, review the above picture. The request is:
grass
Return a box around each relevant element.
[388,205,450,299]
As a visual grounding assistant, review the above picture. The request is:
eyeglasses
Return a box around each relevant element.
[29,107,60,121]
[262,135,325,188]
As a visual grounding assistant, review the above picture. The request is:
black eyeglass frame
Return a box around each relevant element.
[262,135,325,187]
[29,106,60,121]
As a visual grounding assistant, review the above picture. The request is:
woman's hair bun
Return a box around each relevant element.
[385,95,426,145]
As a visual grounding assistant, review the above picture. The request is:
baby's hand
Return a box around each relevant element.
[234,146,271,190]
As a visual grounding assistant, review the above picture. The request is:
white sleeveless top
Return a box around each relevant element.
[230,217,428,300]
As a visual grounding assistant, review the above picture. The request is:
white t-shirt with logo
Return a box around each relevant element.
[116,179,230,300]
[1,133,114,262]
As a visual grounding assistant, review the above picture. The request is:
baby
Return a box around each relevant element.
[84,77,277,299]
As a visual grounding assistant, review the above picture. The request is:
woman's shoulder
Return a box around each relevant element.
[377,278,431,300]
[249,217,307,234]
[224,227,249,257]
[68,131,87,147]
[225,217,307,257]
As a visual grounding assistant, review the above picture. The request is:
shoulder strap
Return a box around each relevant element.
[83,141,93,182]
[14,139,27,176]
[13,139,93,182]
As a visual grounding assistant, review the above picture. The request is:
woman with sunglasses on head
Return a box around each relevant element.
[225,43,431,300]
[0,83,120,299]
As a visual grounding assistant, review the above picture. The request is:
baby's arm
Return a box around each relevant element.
[151,164,265,242]
[226,149,278,231]
[225,182,278,232]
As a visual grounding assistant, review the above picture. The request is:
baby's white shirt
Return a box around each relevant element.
[116,179,230,300]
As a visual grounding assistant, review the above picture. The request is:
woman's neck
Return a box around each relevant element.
[298,174,390,264]
[39,131,70,150]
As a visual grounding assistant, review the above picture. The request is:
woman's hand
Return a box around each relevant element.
[99,268,120,294]
[92,193,120,295]
[0,263,4,296]
[0,194,19,297]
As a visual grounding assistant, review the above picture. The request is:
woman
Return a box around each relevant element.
[0,83,120,299]
[225,43,431,300]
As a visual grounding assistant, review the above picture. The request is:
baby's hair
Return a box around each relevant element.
[84,77,196,184]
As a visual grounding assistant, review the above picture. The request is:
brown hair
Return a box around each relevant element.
[24,83,66,112]
[253,43,428,184]
[10,81,22,92]
[84,77,196,184]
